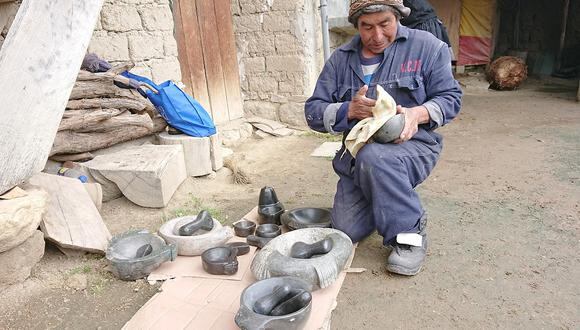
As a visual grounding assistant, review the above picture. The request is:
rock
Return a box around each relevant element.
[0,187,47,253]
[0,230,45,291]
[66,273,88,291]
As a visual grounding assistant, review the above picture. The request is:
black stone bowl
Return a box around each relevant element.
[201,246,239,275]
[258,203,284,225]
[255,224,281,238]
[281,207,332,231]
[235,276,312,330]
[234,220,256,237]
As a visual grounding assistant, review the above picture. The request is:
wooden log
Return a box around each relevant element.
[69,79,135,99]
[58,108,124,131]
[50,117,166,156]
[50,152,94,162]
[0,0,105,195]
[76,113,153,133]
[66,97,151,113]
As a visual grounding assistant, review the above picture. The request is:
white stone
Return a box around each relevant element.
[0,230,45,290]
[279,100,308,128]
[0,187,47,253]
[157,132,213,177]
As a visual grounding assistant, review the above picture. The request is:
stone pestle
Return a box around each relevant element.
[269,290,312,316]
[253,284,292,315]
[135,243,153,258]
[290,237,333,259]
[178,210,214,236]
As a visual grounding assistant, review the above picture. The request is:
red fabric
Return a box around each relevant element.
[458,35,492,66]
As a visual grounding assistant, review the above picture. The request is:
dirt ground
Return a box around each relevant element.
[0,74,578,329]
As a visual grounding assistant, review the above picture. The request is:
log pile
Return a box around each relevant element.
[50,65,167,161]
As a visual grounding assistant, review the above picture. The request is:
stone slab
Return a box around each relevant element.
[310,142,342,158]
[80,145,187,208]
[157,132,213,177]
[0,187,47,253]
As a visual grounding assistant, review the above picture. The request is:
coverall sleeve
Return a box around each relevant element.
[304,57,351,134]
[422,45,462,130]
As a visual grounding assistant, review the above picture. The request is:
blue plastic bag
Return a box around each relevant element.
[121,71,216,137]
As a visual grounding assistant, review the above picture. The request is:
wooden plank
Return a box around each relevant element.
[214,0,244,121]
[430,0,461,60]
[196,0,230,124]
[172,0,193,96]
[0,0,104,195]
[28,173,111,254]
[178,0,211,112]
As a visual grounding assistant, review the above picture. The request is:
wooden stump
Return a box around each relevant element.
[157,132,213,177]
[80,145,187,208]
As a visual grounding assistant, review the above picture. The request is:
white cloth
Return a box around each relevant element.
[345,85,397,157]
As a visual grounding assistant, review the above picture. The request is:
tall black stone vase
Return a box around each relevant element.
[257,186,284,225]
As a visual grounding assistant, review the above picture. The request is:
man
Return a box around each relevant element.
[304,0,462,275]
[401,0,454,60]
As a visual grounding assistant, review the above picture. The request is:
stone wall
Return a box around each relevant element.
[231,0,323,129]
[88,0,181,83]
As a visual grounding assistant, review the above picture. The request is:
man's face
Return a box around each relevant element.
[357,10,399,56]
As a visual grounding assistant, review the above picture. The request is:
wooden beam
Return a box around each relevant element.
[0,0,104,194]
[196,0,230,124]
[555,0,570,72]
[214,0,244,121]
[179,0,211,112]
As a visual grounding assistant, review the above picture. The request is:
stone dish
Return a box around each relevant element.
[281,207,332,231]
[158,215,233,256]
[258,203,284,225]
[235,276,312,330]
[201,246,239,275]
[255,223,281,238]
[106,230,176,281]
[251,228,353,290]
[233,220,256,237]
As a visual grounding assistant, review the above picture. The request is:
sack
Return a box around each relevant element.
[121,71,216,137]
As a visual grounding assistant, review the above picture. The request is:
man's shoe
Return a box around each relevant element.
[386,233,428,276]
[386,215,428,276]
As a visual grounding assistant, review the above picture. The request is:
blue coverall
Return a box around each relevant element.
[304,24,462,245]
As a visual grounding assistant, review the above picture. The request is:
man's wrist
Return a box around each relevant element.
[410,106,430,124]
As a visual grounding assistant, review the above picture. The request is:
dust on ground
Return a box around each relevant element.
[0,75,578,329]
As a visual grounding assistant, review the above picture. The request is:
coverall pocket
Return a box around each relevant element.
[394,76,427,105]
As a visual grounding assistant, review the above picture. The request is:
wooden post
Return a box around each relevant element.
[0,0,104,194]
[555,0,570,72]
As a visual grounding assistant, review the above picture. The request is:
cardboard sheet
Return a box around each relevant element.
[125,207,356,330]
[148,236,257,281]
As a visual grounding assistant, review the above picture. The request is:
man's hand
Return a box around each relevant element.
[348,85,376,120]
[393,105,430,143]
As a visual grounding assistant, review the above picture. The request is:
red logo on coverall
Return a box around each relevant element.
[401,60,421,73]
